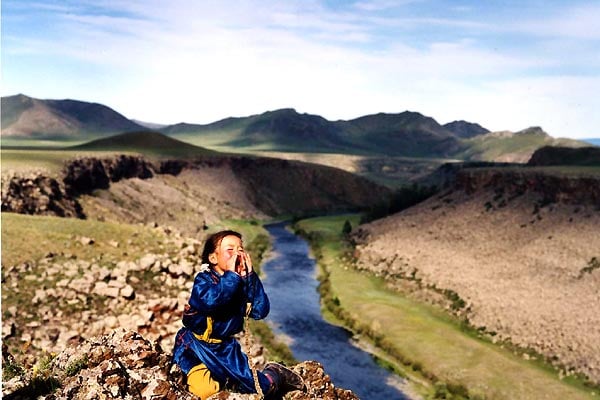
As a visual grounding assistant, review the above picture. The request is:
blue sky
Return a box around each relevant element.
[2,0,599,138]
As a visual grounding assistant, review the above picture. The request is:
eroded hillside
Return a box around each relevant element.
[352,166,600,384]
[2,154,391,237]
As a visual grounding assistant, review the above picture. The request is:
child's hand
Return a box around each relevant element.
[231,251,253,276]
[240,252,253,276]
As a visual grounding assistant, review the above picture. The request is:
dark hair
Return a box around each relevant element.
[201,230,243,267]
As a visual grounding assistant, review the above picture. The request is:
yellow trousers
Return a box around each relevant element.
[187,363,220,399]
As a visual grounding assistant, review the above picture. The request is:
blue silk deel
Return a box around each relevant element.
[172,269,271,393]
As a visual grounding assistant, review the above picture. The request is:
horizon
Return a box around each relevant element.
[2,1,599,139]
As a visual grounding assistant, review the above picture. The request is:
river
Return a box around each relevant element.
[261,221,409,399]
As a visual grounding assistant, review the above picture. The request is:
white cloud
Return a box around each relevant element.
[515,4,600,40]
[2,0,599,138]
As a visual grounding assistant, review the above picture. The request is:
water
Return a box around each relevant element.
[261,221,409,399]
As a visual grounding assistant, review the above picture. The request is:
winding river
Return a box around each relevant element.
[261,221,409,399]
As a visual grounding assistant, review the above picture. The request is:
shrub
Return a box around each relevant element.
[361,184,437,223]
[65,354,89,377]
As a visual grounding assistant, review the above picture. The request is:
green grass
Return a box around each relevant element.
[1,213,171,267]
[1,149,138,176]
[459,133,586,161]
[294,215,596,400]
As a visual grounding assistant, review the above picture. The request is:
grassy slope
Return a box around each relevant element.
[0,213,170,267]
[295,215,595,400]
[1,212,296,367]
[70,131,219,158]
[459,133,586,161]
[1,149,141,176]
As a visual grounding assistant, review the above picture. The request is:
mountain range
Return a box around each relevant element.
[1,94,592,161]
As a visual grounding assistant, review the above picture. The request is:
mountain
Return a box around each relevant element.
[163,108,345,152]
[1,94,144,139]
[165,109,471,157]
[3,94,591,163]
[335,111,464,157]
[457,126,588,163]
[443,120,490,138]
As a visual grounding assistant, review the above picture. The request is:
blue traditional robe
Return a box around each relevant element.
[172,268,272,393]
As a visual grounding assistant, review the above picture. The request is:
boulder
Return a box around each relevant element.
[1,330,359,400]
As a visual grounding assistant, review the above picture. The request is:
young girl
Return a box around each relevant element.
[172,230,304,399]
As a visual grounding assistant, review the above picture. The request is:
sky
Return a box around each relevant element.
[1,0,599,139]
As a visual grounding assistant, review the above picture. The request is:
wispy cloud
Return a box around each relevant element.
[2,0,599,137]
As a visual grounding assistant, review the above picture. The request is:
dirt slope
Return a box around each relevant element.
[353,169,600,383]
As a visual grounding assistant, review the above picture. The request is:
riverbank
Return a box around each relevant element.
[293,214,596,400]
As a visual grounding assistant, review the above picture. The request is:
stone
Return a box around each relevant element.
[120,285,135,300]
[139,254,157,270]
[80,236,94,245]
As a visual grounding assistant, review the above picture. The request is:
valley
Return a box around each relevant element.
[2,94,599,399]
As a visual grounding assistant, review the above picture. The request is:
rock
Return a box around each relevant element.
[2,321,16,339]
[79,236,94,246]
[0,172,84,218]
[2,329,359,400]
[139,254,157,270]
[93,282,120,298]
[120,285,135,300]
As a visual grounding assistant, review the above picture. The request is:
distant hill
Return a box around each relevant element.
[3,94,591,164]
[443,120,490,138]
[164,109,471,157]
[528,146,600,166]
[70,131,217,158]
[335,111,464,157]
[457,127,588,163]
[1,94,144,139]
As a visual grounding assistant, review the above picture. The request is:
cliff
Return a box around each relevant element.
[2,154,391,230]
[527,145,600,167]
[453,167,600,205]
[352,165,600,384]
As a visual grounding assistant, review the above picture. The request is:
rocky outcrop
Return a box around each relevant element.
[423,162,600,206]
[527,146,600,167]
[2,329,357,400]
[453,167,600,205]
[2,154,391,222]
[63,155,154,195]
[1,172,84,217]
[1,223,359,399]
[1,155,154,218]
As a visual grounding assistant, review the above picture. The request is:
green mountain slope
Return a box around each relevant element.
[1,94,144,139]
[457,127,588,163]
[70,131,218,158]
[165,109,469,157]
[335,111,464,157]
[3,94,591,164]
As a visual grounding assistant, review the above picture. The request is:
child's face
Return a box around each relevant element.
[213,235,244,274]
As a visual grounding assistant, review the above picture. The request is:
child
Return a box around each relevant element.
[172,230,304,399]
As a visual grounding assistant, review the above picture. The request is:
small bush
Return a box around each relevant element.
[3,357,25,380]
[361,184,438,223]
[578,257,600,279]
[65,354,89,377]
